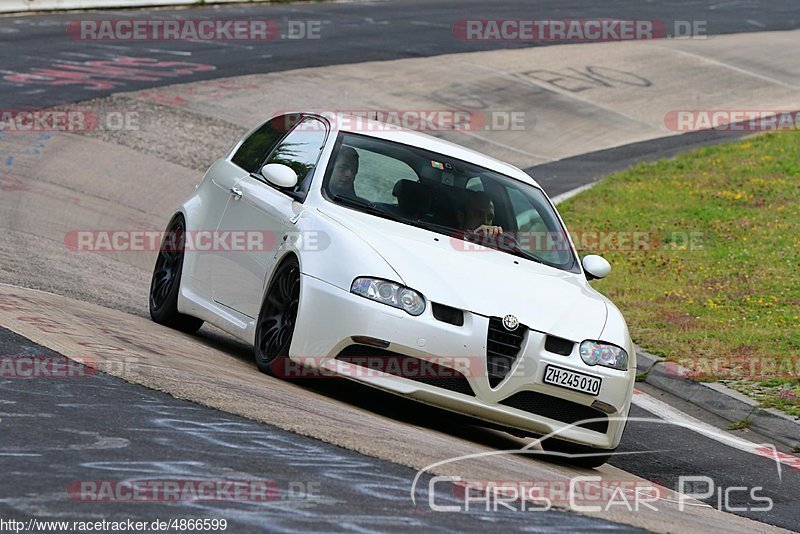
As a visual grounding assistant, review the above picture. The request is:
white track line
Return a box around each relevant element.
[632,389,800,474]
[550,182,599,205]
[656,46,799,90]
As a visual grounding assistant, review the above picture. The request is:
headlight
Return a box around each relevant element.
[579,340,628,371]
[350,278,426,316]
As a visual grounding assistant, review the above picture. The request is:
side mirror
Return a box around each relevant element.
[582,254,611,280]
[261,163,298,188]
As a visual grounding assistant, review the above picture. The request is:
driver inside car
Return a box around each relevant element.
[457,191,503,237]
[328,146,360,198]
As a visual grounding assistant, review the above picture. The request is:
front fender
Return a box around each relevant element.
[286,208,404,292]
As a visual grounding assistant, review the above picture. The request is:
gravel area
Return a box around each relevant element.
[55,94,248,172]
[0,94,249,317]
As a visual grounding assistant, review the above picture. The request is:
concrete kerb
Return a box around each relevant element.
[636,347,800,450]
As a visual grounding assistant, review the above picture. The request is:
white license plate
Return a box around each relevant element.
[543,365,602,396]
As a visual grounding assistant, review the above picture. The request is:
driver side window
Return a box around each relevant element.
[263,118,327,184]
[231,115,296,174]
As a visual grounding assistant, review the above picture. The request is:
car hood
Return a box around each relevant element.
[319,205,608,341]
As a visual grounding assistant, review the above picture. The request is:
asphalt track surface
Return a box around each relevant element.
[1,0,795,189]
[533,127,752,197]
[2,0,800,531]
[2,324,799,531]
[0,327,646,533]
[2,0,800,110]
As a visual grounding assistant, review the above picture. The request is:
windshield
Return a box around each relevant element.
[322,132,579,273]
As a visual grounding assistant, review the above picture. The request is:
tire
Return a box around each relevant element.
[149,215,204,334]
[254,257,301,376]
[540,438,616,469]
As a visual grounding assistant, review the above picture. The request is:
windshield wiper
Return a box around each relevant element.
[457,229,551,266]
[412,219,463,238]
[506,247,548,266]
[331,195,406,223]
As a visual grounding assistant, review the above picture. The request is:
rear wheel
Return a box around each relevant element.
[254,257,300,376]
[149,215,204,334]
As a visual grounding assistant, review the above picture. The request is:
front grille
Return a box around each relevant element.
[500,391,609,433]
[335,345,475,397]
[486,317,526,388]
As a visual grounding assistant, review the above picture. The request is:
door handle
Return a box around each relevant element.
[230,186,243,200]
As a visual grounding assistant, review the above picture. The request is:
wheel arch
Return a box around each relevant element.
[261,251,301,308]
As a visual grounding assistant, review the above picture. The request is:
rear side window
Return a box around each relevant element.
[231,115,296,173]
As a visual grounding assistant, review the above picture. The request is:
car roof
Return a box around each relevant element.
[286,111,541,189]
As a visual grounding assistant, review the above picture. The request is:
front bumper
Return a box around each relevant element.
[290,274,634,449]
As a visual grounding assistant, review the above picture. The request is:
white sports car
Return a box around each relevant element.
[149,112,635,467]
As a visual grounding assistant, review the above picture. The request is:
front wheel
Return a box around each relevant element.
[149,215,204,334]
[254,257,300,376]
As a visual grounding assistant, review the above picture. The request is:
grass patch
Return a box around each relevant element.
[557,132,800,416]
[728,418,751,431]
